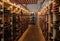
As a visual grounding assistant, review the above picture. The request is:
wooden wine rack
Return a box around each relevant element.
[52,1,60,41]
[0,1,4,41]
[0,0,30,41]
[39,0,60,41]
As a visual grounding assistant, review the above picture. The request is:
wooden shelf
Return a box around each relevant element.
[1,1,30,41]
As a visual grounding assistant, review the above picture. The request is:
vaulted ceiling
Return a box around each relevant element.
[22,0,49,12]
[10,0,50,12]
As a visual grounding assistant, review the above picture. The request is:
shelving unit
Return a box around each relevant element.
[12,12,30,41]
[38,3,53,41]
[0,0,30,41]
[52,0,60,41]
[0,1,4,41]
[38,0,60,41]
[13,13,21,41]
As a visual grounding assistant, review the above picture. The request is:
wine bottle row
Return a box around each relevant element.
[39,1,60,41]
[0,1,30,41]
[0,1,4,41]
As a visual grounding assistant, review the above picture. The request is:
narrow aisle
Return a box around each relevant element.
[18,25,45,41]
